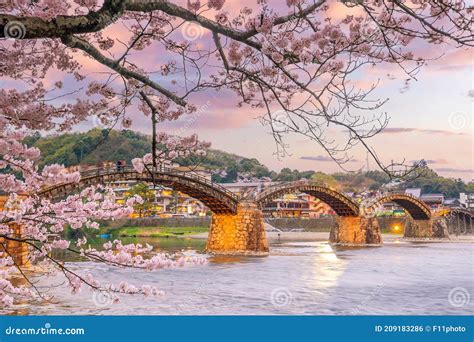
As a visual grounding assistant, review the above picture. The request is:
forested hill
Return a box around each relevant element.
[23,129,275,183]
[24,129,473,197]
[25,129,151,168]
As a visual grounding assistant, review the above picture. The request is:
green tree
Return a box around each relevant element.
[311,172,339,189]
[126,183,155,217]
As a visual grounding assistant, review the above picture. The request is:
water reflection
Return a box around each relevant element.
[312,244,345,289]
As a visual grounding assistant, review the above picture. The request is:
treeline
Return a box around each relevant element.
[25,129,473,197]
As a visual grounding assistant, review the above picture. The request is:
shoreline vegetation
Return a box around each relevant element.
[98,225,403,239]
[106,226,209,238]
[97,227,474,244]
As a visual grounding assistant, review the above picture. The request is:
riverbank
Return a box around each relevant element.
[107,226,208,238]
[97,222,474,243]
[186,231,474,243]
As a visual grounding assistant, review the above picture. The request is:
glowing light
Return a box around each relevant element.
[393,225,400,232]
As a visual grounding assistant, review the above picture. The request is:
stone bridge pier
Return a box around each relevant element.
[330,216,382,246]
[0,223,29,267]
[0,196,29,267]
[206,202,269,254]
[404,217,449,239]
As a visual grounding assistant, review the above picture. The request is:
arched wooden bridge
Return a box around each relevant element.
[39,166,239,214]
[4,173,455,262]
[362,193,432,220]
[443,208,474,235]
[255,180,360,216]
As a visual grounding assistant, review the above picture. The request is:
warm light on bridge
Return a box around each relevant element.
[391,225,403,234]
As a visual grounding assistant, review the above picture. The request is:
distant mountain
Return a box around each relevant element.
[24,129,473,196]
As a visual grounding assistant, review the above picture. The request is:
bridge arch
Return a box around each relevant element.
[444,208,474,235]
[255,181,360,216]
[364,193,431,220]
[39,166,238,214]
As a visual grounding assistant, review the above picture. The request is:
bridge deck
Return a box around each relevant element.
[39,166,239,214]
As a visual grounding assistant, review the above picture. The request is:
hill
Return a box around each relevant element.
[24,129,275,183]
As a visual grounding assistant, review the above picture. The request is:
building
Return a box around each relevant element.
[220,181,277,198]
[419,193,444,209]
[66,163,214,217]
[110,181,208,217]
[97,164,212,217]
[444,198,461,208]
[459,192,474,209]
[405,188,421,198]
[261,193,335,218]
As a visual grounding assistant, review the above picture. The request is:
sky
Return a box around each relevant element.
[96,6,472,182]
[4,1,474,181]
[139,47,473,181]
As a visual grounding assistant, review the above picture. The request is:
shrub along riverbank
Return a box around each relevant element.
[106,226,209,238]
[63,216,405,241]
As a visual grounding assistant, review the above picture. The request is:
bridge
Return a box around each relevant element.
[255,180,360,216]
[3,169,455,263]
[443,208,474,235]
[40,165,239,215]
[362,193,431,220]
[360,192,448,239]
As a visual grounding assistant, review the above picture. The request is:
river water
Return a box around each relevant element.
[3,236,473,315]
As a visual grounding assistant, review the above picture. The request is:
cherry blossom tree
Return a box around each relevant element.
[0,119,207,307]
[1,0,471,173]
[0,0,472,307]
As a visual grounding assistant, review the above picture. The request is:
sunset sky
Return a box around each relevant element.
[141,46,473,180]
[80,34,472,181]
[74,2,472,181]
[5,1,473,180]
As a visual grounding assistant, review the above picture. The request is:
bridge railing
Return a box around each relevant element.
[362,192,423,207]
[255,179,344,203]
[361,193,433,220]
[75,165,239,202]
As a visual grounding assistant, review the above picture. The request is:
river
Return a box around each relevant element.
[2,235,473,315]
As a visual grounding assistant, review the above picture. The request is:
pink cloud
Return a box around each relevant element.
[381,127,467,136]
